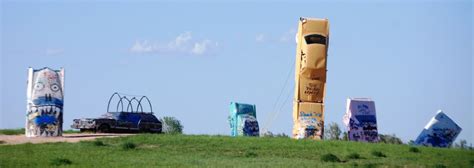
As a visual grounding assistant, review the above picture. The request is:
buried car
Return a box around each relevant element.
[71,92,162,133]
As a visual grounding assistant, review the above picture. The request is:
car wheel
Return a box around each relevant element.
[139,124,150,133]
[98,124,110,133]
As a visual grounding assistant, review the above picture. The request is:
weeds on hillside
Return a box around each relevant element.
[371,151,386,157]
[50,158,72,166]
[122,142,137,150]
[93,140,106,146]
[321,153,341,162]
[346,152,361,159]
[433,163,447,168]
[0,128,24,135]
[245,151,258,158]
[409,147,420,153]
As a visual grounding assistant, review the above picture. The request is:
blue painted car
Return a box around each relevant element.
[71,112,162,133]
[229,102,259,137]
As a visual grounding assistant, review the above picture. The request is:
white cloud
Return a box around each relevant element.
[45,48,64,56]
[170,32,192,47]
[255,34,265,42]
[279,28,297,43]
[192,40,217,55]
[130,41,154,53]
[129,32,217,56]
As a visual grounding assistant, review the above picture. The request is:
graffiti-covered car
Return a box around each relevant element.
[229,102,260,137]
[26,67,65,137]
[71,92,162,133]
[71,112,162,133]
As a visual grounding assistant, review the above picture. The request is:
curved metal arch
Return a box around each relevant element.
[118,96,133,112]
[138,96,153,113]
[107,92,124,112]
[127,97,142,113]
[116,97,125,112]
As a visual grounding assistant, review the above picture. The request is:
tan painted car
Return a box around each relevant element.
[293,17,329,139]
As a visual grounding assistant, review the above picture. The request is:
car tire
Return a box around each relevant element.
[98,124,110,133]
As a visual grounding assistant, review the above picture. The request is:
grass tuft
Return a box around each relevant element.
[121,142,136,150]
[245,151,258,158]
[93,140,106,146]
[409,147,420,153]
[433,163,446,168]
[50,158,72,166]
[363,163,379,168]
[371,151,386,157]
[346,152,361,159]
[321,153,341,162]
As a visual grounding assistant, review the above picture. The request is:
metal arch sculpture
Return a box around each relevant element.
[120,97,133,112]
[127,97,141,113]
[107,92,123,113]
[106,92,154,113]
[138,96,153,114]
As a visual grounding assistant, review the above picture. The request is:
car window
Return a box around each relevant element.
[142,115,158,122]
[304,34,326,45]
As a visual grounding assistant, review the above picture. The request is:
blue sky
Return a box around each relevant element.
[1,0,472,144]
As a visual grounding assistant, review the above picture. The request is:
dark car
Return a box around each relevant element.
[71,92,162,133]
[72,112,162,133]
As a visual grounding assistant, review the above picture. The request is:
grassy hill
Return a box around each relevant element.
[1,134,473,167]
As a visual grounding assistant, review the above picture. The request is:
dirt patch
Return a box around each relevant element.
[0,133,134,145]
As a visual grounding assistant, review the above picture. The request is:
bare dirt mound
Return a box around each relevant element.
[0,133,133,145]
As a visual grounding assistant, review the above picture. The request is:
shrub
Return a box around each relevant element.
[409,147,420,153]
[324,122,342,140]
[371,151,386,157]
[122,142,136,150]
[50,158,72,166]
[321,153,341,162]
[379,134,403,144]
[346,152,361,159]
[161,116,183,134]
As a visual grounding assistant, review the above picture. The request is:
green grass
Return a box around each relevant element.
[50,158,72,166]
[0,128,79,135]
[0,128,25,135]
[0,134,473,167]
[371,150,387,157]
[409,147,421,153]
[121,142,136,150]
[92,140,106,147]
[346,152,361,159]
[320,153,341,162]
